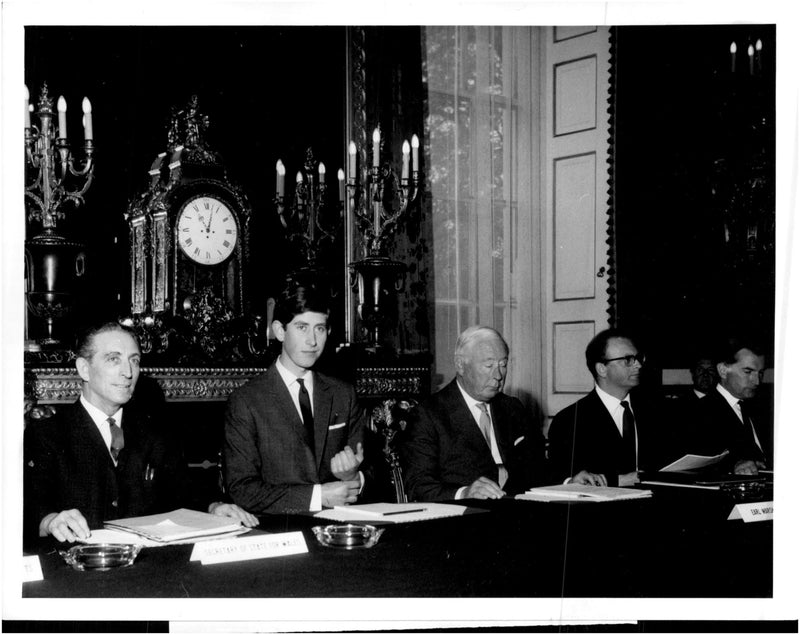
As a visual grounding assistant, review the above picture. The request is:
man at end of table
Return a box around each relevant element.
[24,321,256,544]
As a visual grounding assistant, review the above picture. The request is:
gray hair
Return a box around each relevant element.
[454,325,508,361]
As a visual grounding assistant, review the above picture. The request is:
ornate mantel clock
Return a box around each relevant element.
[124,95,259,362]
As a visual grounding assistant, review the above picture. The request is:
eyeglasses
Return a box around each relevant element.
[602,354,646,367]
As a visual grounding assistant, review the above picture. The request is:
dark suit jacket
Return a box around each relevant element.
[547,388,670,486]
[223,365,368,514]
[399,379,546,502]
[23,400,186,541]
[686,389,773,468]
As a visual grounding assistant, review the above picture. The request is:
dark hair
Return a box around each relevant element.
[715,336,766,365]
[75,321,139,360]
[585,328,637,379]
[272,282,331,328]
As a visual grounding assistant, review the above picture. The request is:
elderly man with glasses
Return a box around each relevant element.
[547,328,664,487]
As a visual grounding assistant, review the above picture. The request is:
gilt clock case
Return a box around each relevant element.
[164,176,250,318]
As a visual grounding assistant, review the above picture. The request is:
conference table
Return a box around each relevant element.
[22,484,772,599]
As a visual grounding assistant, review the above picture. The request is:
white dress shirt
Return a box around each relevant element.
[80,395,122,465]
[715,384,763,452]
[594,384,639,469]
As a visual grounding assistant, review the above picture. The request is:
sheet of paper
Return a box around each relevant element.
[104,508,243,542]
[331,502,432,517]
[659,451,729,472]
[315,502,467,523]
[81,527,251,547]
[515,483,653,502]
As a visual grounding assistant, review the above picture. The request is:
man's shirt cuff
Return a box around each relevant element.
[309,484,322,511]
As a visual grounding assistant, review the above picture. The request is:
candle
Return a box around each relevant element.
[755,38,763,73]
[338,168,345,202]
[348,141,357,178]
[276,159,285,197]
[730,41,737,73]
[318,162,326,184]
[82,97,93,141]
[372,127,380,167]
[57,95,67,138]
[411,134,420,172]
[402,140,410,179]
[747,44,754,75]
[24,85,30,128]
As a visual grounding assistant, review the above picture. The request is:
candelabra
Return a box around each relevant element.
[275,147,344,275]
[346,127,422,349]
[24,83,95,347]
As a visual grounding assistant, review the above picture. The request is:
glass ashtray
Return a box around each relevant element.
[311,524,385,550]
[58,543,143,571]
[720,480,767,502]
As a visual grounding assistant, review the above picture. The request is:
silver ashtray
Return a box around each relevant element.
[311,524,385,550]
[59,543,143,571]
[720,480,767,502]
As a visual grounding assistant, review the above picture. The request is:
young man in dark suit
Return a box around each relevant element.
[400,326,546,502]
[547,328,667,487]
[23,321,256,544]
[224,283,368,514]
[687,337,771,475]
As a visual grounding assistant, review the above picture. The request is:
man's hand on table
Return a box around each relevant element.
[40,509,90,542]
[321,479,361,507]
[208,502,259,527]
[568,470,608,486]
[463,476,505,499]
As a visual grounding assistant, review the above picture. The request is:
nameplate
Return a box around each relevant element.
[22,555,43,582]
[728,501,774,522]
[190,531,307,565]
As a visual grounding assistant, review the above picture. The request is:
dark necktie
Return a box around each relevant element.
[620,401,637,472]
[108,417,124,461]
[297,377,315,450]
[738,400,763,456]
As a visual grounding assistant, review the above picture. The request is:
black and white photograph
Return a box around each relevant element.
[2,1,798,632]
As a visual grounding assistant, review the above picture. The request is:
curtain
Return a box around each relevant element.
[422,26,537,403]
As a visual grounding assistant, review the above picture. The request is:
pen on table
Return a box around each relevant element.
[382,508,426,516]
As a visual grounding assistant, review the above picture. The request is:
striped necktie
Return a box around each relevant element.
[108,417,124,461]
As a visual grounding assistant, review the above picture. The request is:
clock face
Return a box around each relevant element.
[177,195,239,266]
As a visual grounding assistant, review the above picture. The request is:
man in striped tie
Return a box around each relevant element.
[401,326,547,502]
[24,321,256,544]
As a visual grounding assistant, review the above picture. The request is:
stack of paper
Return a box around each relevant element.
[515,483,653,502]
[314,502,467,523]
[102,508,247,543]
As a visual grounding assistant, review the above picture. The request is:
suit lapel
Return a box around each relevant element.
[74,401,115,466]
[444,381,494,456]
[312,373,334,470]
[488,397,513,464]
[589,390,624,440]
[267,366,310,449]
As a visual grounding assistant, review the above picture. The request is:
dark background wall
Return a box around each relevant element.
[614,25,775,370]
[24,25,776,370]
[24,26,348,341]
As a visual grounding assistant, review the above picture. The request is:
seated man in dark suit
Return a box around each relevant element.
[547,328,666,487]
[686,337,771,475]
[400,326,546,501]
[224,282,369,514]
[24,321,256,544]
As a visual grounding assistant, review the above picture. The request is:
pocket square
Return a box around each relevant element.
[513,436,525,446]
[328,422,346,430]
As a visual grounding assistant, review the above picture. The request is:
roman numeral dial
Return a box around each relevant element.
[177,195,239,265]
